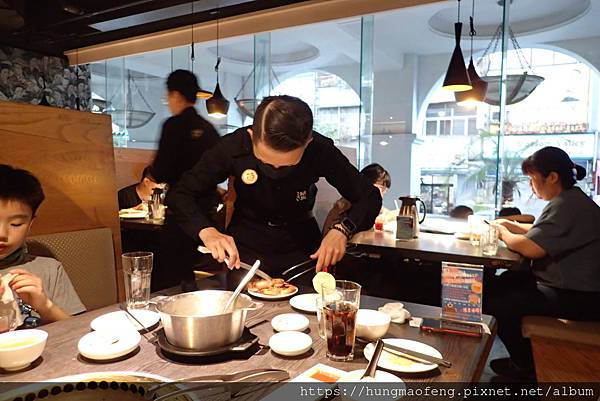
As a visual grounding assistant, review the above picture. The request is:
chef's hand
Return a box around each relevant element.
[199,227,240,269]
[311,228,347,272]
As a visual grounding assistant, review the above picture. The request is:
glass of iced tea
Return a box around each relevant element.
[322,280,361,361]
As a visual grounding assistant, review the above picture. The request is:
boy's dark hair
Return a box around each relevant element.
[449,205,474,219]
[0,164,45,215]
[166,69,199,104]
[522,146,586,189]
[498,207,522,217]
[361,163,391,189]
[252,95,313,151]
[140,165,156,182]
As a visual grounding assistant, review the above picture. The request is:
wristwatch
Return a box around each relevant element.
[339,217,357,234]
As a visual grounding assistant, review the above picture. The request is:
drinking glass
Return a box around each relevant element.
[480,224,499,256]
[315,296,326,339]
[151,203,165,221]
[0,306,18,333]
[468,215,485,246]
[122,252,153,310]
[322,280,361,361]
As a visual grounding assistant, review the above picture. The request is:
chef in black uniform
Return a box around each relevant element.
[151,69,220,291]
[167,95,381,276]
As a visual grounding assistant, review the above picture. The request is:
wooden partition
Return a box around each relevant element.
[0,100,124,301]
[114,147,155,190]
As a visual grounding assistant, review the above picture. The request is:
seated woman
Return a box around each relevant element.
[322,163,391,236]
[486,147,600,379]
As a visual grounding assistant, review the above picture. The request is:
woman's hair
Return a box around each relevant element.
[0,164,45,214]
[140,165,156,182]
[498,207,522,217]
[252,95,313,151]
[361,163,391,188]
[521,146,586,189]
[449,205,473,219]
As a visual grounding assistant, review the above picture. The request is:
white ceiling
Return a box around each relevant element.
[115,0,600,78]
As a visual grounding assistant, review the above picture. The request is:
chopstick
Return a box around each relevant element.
[383,342,452,368]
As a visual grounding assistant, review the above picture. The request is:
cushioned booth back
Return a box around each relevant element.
[27,228,118,311]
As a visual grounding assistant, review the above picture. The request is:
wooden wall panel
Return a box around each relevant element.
[0,100,125,302]
[114,147,155,190]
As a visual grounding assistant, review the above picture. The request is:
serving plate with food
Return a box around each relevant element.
[247,278,298,299]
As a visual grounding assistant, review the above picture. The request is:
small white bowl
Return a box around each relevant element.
[271,313,310,332]
[269,331,312,356]
[356,309,391,341]
[0,329,48,371]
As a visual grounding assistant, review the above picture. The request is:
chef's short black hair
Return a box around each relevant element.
[166,69,199,104]
[0,164,45,215]
[252,95,313,151]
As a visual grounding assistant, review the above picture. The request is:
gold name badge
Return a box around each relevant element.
[241,169,258,185]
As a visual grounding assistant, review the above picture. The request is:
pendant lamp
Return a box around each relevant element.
[206,8,229,118]
[442,0,471,92]
[455,0,488,105]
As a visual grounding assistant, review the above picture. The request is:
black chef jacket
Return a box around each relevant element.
[167,127,381,274]
[152,106,220,188]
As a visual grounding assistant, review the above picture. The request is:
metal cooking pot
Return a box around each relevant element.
[154,290,262,351]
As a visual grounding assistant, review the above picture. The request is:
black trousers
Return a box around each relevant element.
[484,270,600,367]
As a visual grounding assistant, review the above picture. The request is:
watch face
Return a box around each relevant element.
[342,218,356,232]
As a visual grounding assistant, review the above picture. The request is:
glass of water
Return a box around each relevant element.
[122,252,153,310]
[315,296,326,339]
[480,224,499,256]
[468,215,485,246]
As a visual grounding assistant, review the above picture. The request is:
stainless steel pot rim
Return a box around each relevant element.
[153,290,261,319]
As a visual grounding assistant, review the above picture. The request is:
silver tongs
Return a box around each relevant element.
[281,258,317,282]
[197,246,272,281]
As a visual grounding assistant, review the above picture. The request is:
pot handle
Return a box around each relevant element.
[244,301,264,311]
[148,295,169,311]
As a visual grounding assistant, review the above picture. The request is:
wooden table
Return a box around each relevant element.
[2,294,495,384]
[350,230,521,268]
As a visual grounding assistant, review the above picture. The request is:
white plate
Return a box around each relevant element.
[78,329,141,361]
[90,310,160,332]
[247,285,298,300]
[269,331,312,356]
[271,313,310,332]
[338,369,406,401]
[289,293,319,313]
[364,338,443,373]
[119,210,148,219]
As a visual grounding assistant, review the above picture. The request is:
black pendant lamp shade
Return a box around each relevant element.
[206,82,230,118]
[455,58,488,103]
[443,22,472,92]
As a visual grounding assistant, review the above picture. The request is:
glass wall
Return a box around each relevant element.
[92,0,600,213]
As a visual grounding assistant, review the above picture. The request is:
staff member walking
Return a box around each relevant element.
[167,95,381,275]
[151,69,220,291]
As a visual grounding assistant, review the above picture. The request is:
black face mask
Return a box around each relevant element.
[257,160,296,180]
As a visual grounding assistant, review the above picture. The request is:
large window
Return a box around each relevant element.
[420,48,599,217]
[273,71,360,146]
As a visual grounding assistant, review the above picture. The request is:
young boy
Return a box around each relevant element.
[0,164,85,327]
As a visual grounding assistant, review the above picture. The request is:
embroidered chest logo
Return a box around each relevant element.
[190,128,204,139]
[241,169,258,185]
[296,190,307,201]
